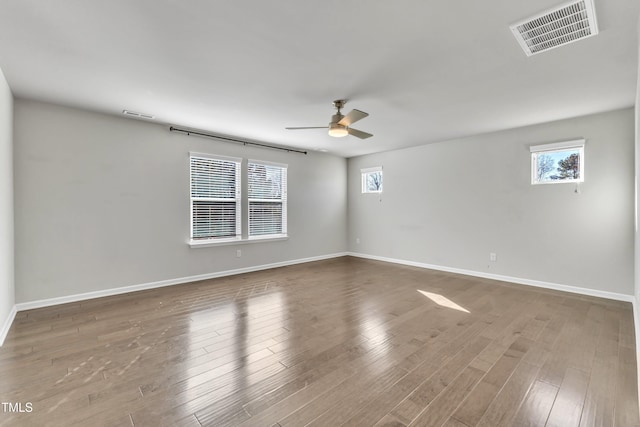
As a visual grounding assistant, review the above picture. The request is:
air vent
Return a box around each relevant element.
[122,110,155,120]
[510,0,598,56]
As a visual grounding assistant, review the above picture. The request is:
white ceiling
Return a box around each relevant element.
[0,1,638,157]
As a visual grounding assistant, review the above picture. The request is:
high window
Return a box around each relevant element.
[361,166,383,193]
[248,161,287,238]
[530,139,585,185]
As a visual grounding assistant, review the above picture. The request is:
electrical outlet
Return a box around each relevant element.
[356,238,360,244]
[236,249,242,258]
[490,253,497,262]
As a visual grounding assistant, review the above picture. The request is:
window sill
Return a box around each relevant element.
[531,179,584,185]
[189,235,288,248]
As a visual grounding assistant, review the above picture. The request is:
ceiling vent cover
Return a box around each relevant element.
[510,0,598,56]
[122,110,155,120]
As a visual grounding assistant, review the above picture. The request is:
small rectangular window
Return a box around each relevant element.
[190,153,241,241]
[530,139,585,185]
[362,166,383,193]
[248,160,287,238]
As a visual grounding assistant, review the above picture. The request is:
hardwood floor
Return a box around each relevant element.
[0,256,638,426]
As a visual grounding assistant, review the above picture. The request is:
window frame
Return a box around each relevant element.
[189,154,289,248]
[361,166,383,193]
[530,139,585,185]
[189,152,242,245]
[247,160,288,240]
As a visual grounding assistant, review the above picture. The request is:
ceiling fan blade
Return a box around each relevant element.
[347,128,373,139]
[285,126,328,130]
[338,109,368,127]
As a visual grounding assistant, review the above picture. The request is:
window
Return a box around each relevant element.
[189,154,288,246]
[361,166,383,193]
[248,161,287,238]
[190,154,241,242]
[530,139,585,185]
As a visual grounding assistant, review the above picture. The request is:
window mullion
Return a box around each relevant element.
[240,158,248,240]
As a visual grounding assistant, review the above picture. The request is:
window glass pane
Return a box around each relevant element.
[249,202,283,236]
[190,157,238,198]
[248,163,283,199]
[362,170,383,193]
[533,148,583,184]
[192,201,238,239]
[366,171,383,192]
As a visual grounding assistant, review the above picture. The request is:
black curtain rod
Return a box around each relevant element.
[169,126,308,155]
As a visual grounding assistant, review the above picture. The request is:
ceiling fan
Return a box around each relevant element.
[286,100,373,139]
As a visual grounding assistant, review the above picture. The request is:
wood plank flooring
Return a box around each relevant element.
[0,256,638,426]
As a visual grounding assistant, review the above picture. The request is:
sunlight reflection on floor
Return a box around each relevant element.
[417,290,470,313]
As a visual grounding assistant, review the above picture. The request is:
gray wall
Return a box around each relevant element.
[348,108,635,296]
[14,100,347,302]
[10,99,636,302]
[635,20,640,304]
[0,68,14,335]
[634,22,640,401]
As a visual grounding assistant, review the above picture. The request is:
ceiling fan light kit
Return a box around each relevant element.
[286,99,373,139]
[328,123,348,137]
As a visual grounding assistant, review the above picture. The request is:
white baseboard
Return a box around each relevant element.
[0,304,17,346]
[6,251,635,341]
[15,252,348,312]
[347,252,635,303]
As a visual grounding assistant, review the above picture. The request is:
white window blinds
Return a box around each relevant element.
[190,154,241,240]
[248,161,287,237]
